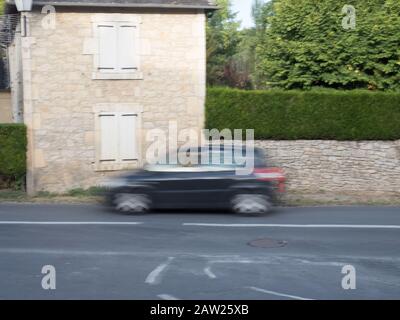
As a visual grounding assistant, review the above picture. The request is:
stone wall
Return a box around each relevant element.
[255,140,400,197]
[0,91,12,123]
[23,8,206,194]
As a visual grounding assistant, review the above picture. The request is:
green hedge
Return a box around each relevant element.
[0,124,27,182]
[206,88,400,140]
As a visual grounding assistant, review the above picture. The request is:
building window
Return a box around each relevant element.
[98,23,137,73]
[91,15,142,80]
[0,13,19,90]
[93,103,143,171]
[99,112,138,163]
[0,55,9,90]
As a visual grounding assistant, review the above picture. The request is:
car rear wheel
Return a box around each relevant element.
[231,194,271,216]
[113,193,151,214]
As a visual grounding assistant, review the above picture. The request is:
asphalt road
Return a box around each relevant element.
[0,203,399,300]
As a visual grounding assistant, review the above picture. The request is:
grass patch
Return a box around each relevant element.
[283,192,400,207]
[36,191,59,198]
[0,189,27,201]
[67,187,105,197]
[0,187,106,203]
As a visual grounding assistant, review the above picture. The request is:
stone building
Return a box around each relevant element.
[3,0,216,195]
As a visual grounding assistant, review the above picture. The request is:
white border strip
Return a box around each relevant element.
[183,223,400,229]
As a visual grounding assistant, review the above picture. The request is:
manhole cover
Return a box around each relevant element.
[248,238,288,248]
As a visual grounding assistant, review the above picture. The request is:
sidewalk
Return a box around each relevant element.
[1,189,399,206]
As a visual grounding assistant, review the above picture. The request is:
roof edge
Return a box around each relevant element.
[6,0,218,10]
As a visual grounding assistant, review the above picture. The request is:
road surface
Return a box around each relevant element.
[0,203,399,299]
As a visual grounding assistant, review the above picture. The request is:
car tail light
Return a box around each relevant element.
[254,168,286,193]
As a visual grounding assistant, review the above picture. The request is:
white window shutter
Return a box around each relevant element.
[117,25,137,70]
[98,24,117,70]
[99,114,118,161]
[119,114,137,161]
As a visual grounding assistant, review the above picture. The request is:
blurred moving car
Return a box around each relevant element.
[103,145,285,215]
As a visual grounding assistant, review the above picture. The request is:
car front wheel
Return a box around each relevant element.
[113,193,151,214]
[231,194,271,216]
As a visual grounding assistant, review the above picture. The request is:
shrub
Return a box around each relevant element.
[0,124,27,187]
[206,88,400,140]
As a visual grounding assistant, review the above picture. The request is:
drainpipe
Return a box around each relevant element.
[15,0,35,195]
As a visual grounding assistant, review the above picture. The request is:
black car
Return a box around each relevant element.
[103,145,285,215]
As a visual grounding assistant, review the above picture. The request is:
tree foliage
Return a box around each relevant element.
[255,0,400,90]
[206,0,271,89]
[206,0,241,87]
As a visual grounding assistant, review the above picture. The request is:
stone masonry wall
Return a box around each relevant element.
[255,140,400,197]
[25,8,206,193]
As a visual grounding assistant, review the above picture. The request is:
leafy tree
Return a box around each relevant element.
[207,0,272,89]
[248,0,277,88]
[206,0,241,86]
[255,0,400,90]
[253,0,274,32]
[226,28,256,89]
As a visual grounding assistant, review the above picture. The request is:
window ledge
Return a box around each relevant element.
[92,72,144,80]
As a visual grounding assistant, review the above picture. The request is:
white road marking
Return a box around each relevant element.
[183,223,400,229]
[212,259,256,264]
[209,257,345,266]
[294,259,345,267]
[157,294,180,300]
[0,221,143,225]
[0,248,157,256]
[145,257,174,285]
[248,286,314,300]
[204,266,217,279]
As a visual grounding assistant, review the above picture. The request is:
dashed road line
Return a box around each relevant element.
[247,286,314,300]
[0,221,143,225]
[183,223,400,229]
[157,294,180,300]
[2,221,400,230]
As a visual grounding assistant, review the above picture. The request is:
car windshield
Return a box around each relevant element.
[145,147,265,171]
